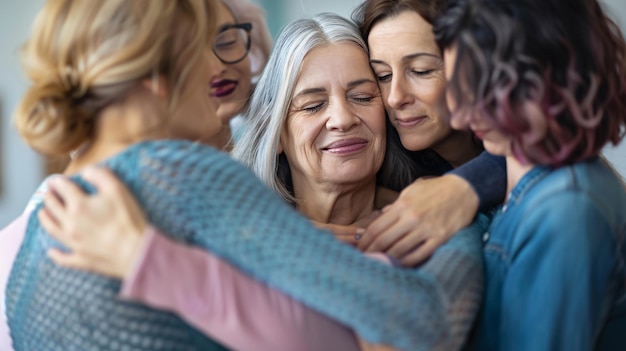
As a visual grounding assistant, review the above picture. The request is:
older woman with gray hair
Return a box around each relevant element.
[36,12,486,351]
[232,12,414,233]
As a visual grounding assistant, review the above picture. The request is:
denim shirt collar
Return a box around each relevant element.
[505,165,552,208]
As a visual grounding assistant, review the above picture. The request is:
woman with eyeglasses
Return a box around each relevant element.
[209,0,272,151]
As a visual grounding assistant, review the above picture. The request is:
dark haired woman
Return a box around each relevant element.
[435,0,626,349]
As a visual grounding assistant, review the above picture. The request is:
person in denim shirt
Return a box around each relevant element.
[435,0,626,350]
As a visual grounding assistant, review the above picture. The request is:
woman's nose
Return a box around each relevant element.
[325,99,360,132]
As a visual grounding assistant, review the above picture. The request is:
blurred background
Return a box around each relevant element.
[1,0,625,227]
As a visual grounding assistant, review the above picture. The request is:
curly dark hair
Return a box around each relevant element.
[435,0,626,166]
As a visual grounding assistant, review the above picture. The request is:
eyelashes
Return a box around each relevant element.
[376,69,438,83]
[297,96,378,114]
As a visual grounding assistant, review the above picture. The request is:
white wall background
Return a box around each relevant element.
[283,0,362,19]
[0,0,46,227]
[1,0,625,227]
[600,0,626,182]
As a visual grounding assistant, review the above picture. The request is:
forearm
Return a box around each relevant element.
[413,215,486,350]
[105,142,486,350]
[449,151,506,210]
[121,227,360,351]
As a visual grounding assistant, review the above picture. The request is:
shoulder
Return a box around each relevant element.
[109,140,255,181]
[98,140,285,212]
[24,175,61,213]
[510,165,624,261]
[523,160,626,231]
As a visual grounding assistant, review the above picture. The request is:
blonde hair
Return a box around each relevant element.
[16,0,218,156]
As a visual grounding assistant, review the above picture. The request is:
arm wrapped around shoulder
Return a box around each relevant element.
[9,140,485,351]
[97,140,486,350]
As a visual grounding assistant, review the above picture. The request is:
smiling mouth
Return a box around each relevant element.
[210,79,238,98]
[322,139,368,155]
[395,116,427,128]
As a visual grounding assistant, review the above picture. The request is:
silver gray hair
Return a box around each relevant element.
[232,13,369,203]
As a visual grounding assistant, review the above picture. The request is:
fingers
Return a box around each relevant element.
[42,188,67,225]
[39,204,80,251]
[48,248,78,268]
[335,233,359,247]
[82,166,121,193]
[48,176,86,205]
[84,167,143,221]
[48,248,107,276]
[362,222,407,253]
[398,238,443,267]
[313,221,357,236]
[357,209,396,250]
[38,207,63,241]
[313,221,364,247]
[385,231,427,260]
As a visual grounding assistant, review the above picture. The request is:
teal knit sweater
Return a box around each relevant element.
[7,141,486,350]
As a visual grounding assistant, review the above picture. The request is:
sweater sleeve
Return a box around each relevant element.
[449,151,506,210]
[412,215,486,350]
[120,227,361,351]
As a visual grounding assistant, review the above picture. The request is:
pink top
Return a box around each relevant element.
[0,214,28,351]
[120,227,367,351]
[0,178,52,351]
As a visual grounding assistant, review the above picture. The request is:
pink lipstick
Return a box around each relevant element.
[322,138,368,155]
[394,116,427,128]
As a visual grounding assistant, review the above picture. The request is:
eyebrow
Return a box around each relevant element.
[370,52,441,65]
[293,78,377,98]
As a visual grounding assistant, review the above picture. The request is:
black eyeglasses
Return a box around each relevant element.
[213,22,252,64]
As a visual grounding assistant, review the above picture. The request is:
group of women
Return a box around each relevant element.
[1,0,625,350]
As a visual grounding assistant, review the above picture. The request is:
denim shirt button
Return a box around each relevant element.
[482,232,490,242]
[501,204,508,213]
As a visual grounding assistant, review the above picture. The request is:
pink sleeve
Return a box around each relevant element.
[120,227,361,351]
[0,213,30,351]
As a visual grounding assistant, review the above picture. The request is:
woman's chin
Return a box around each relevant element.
[217,103,244,123]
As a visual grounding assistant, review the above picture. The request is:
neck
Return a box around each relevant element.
[505,155,535,200]
[209,124,233,152]
[63,142,127,175]
[63,97,166,175]
[294,179,377,226]
[432,130,482,168]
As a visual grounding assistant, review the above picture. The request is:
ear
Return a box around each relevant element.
[277,138,284,154]
[140,73,169,99]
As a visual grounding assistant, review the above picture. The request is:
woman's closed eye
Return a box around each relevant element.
[215,39,237,49]
[376,74,392,83]
[301,101,326,113]
[351,95,376,104]
[411,69,436,77]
